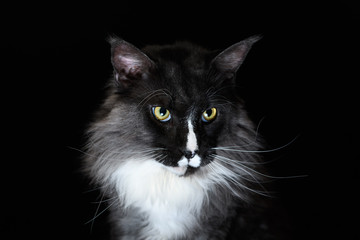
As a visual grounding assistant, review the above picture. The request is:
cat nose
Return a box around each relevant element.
[183,150,197,159]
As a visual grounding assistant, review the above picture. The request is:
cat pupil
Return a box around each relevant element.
[159,107,167,116]
[205,109,213,117]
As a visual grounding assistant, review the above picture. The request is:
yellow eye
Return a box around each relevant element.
[202,108,217,122]
[152,107,171,122]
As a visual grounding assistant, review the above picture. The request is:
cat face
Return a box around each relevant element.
[95,37,260,177]
[140,75,228,176]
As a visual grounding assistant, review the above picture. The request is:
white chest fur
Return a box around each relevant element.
[110,159,210,238]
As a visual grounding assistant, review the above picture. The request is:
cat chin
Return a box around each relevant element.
[165,165,188,176]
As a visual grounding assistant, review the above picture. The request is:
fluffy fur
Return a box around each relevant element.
[84,36,278,240]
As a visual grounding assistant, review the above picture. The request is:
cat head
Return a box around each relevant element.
[88,36,260,177]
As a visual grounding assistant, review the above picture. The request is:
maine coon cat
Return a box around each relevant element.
[84,35,281,240]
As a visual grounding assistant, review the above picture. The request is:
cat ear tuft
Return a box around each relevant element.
[211,35,262,73]
[109,37,154,92]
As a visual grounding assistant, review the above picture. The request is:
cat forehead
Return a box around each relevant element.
[140,43,212,103]
[146,85,208,111]
[154,67,209,108]
[143,41,209,57]
[143,42,212,72]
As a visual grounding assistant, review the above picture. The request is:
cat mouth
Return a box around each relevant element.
[164,155,202,176]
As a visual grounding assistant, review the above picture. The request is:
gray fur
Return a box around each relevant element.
[83,36,272,240]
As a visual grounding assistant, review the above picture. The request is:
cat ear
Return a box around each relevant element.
[211,35,261,73]
[109,37,154,91]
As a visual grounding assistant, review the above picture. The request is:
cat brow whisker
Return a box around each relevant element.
[137,89,172,109]
[206,85,233,100]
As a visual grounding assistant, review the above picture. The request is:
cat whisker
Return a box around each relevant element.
[88,192,104,231]
[254,115,266,142]
[82,185,108,194]
[137,89,172,109]
[212,153,307,180]
[207,160,272,198]
[212,97,237,109]
[91,196,118,204]
[85,193,118,231]
[98,147,166,161]
[211,154,266,183]
[67,146,98,158]
[113,148,166,155]
[156,155,168,165]
[211,154,273,196]
[206,85,233,100]
[86,200,117,228]
[213,134,300,154]
[206,162,246,200]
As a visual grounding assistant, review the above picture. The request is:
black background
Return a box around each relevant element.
[2,2,359,240]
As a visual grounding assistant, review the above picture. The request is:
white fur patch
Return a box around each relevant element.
[178,157,189,167]
[186,119,198,153]
[110,158,210,238]
[166,157,189,176]
[189,154,201,168]
[166,165,188,176]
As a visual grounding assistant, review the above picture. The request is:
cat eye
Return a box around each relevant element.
[152,106,171,122]
[201,108,217,122]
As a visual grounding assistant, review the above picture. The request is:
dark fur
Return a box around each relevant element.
[84,36,289,239]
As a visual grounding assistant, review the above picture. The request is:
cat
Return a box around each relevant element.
[83,35,285,240]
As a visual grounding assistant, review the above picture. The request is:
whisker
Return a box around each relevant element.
[85,197,117,227]
[211,154,266,183]
[91,196,118,204]
[137,89,172,109]
[82,186,107,194]
[206,162,246,200]
[88,192,105,232]
[213,134,300,154]
[67,146,97,158]
[212,157,272,196]
[155,155,167,164]
[207,159,273,198]
[254,115,266,142]
[213,154,307,180]
[88,148,166,167]
[105,147,166,156]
